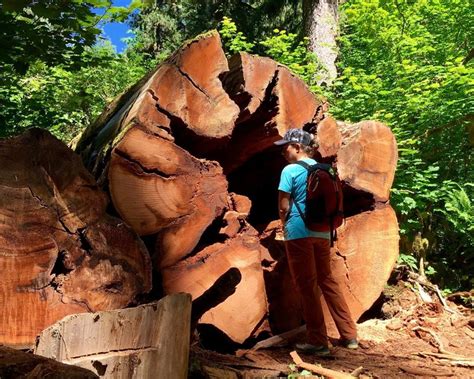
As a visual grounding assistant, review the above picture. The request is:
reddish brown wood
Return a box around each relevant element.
[0,129,151,348]
[109,126,228,268]
[337,120,398,201]
[73,31,399,347]
[218,52,322,173]
[316,115,342,158]
[161,233,268,344]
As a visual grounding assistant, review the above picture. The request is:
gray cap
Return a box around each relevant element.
[274,128,313,146]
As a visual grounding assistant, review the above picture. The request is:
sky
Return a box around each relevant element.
[96,0,134,53]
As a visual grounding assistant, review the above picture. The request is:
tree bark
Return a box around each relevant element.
[303,0,340,85]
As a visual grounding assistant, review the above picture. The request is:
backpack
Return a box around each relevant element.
[293,161,344,245]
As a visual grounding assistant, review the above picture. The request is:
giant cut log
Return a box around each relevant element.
[35,294,191,379]
[75,31,399,347]
[0,129,152,348]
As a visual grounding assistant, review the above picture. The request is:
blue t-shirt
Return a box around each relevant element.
[278,158,330,241]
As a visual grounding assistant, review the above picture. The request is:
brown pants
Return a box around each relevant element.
[285,237,357,346]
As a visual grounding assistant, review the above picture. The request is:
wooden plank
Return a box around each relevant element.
[35,294,192,379]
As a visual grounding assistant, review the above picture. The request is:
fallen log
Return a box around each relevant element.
[35,294,191,379]
[337,120,398,202]
[0,129,152,348]
[74,31,399,347]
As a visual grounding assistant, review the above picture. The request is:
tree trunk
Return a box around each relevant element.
[75,32,399,346]
[0,129,152,348]
[303,0,340,85]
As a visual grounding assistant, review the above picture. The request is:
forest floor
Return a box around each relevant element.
[190,280,474,378]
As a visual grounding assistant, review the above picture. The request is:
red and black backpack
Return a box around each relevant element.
[293,161,344,245]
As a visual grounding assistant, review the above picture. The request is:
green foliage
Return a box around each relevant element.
[259,30,320,88]
[331,0,474,291]
[398,253,418,271]
[0,43,155,142]
[128,0,190,61]
[218,17,326,97]
[219,16,255,55]
[0,0,107,72]
[129,0,302,60]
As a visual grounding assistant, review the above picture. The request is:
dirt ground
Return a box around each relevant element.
[190,282,474,378]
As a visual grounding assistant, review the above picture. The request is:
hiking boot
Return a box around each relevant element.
[340,338,359,349]
[295,343,330,356]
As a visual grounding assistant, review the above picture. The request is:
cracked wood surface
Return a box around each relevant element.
[162,233,268,344]
[35,294,191,379]
[110,126,228,268]
[0,129,151,347]
[73,31,399,346]
[337,120,398,201]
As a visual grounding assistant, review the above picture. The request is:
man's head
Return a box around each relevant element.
[274,128,315,163]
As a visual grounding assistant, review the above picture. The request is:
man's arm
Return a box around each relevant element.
[278,190,291,225]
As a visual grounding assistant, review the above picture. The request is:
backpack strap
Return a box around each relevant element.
[294,160,311,171]
[295,161,333,174]
[292,161,310,223]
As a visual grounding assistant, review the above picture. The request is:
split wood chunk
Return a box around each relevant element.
[228,192,252,216]
[219,211,244,238]
[0,346,98,378]
[161,234,268,344]
[76,30,239,180]
[218,53,322,173]
[122,90,172,138]
[0,129,151,347]
[224,52,278,122]
[272,66,319,132]
[322,205,400,335]
[109,127,228,270]
[35,294,192,379]
[337,121,398,201]
[316,116,342,158]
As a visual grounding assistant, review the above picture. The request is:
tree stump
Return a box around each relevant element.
[0,129,152,347]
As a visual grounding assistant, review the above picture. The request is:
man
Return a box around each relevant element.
[275,128,358,356]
